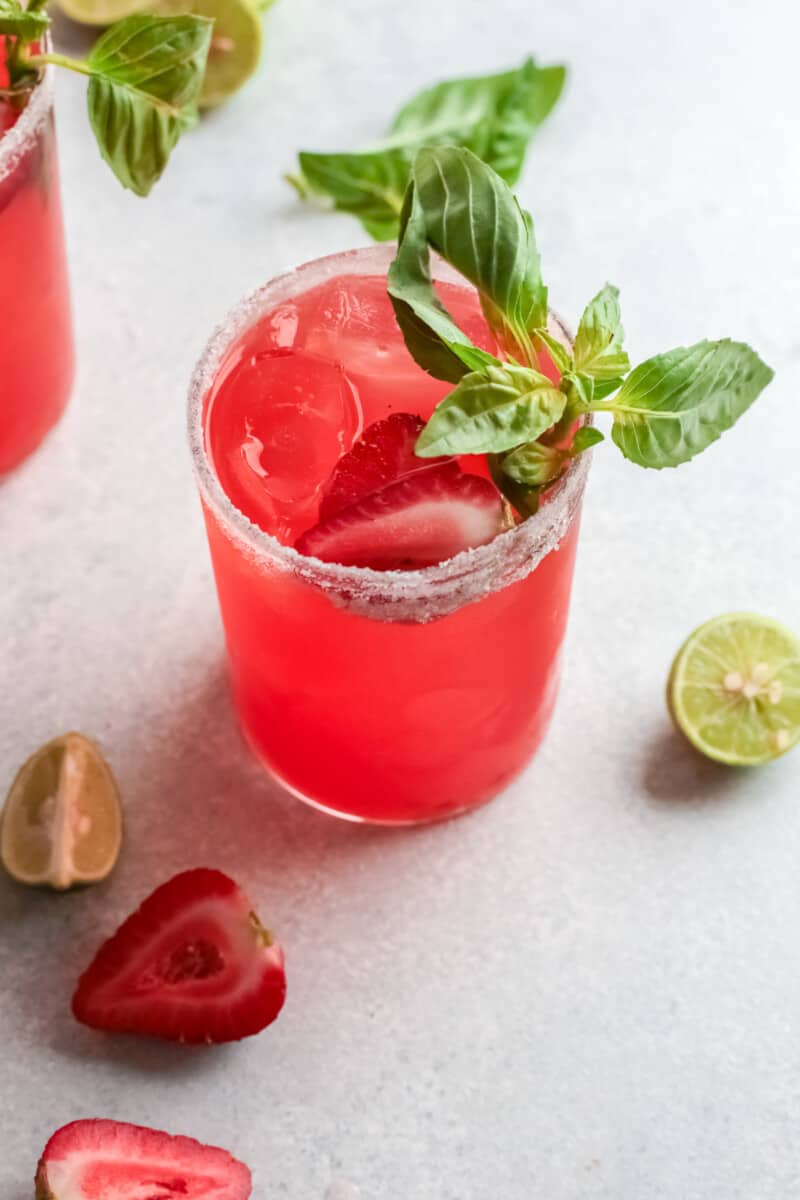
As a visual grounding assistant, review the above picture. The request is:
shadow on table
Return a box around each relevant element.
[641,725,741,806]
[125,656,409,884]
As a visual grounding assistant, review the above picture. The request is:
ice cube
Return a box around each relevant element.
[292,273,496,426]
[206,348,362,542]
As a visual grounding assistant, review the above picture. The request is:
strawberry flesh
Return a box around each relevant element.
[72,868,286,1044]
[35,1119,251,1200]
[318,411,457,520]
[297,464,508,569]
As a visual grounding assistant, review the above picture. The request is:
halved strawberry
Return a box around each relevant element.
[35,1119,251,1200]
[297,464,508,569]
[318,412,457,520]
[72,868,286,1044]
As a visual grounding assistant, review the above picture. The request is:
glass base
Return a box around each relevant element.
[240,694,559,828]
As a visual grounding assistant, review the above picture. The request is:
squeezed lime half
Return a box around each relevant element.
[1,732,122,889]
[668,613,800,765]
[150,0,263,107]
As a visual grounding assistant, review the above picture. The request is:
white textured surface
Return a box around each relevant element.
[1,1,799,1196]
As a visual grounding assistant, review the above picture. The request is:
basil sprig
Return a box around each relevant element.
[289,57,566,241]
[1,10,211,195]
[389,147,774,512]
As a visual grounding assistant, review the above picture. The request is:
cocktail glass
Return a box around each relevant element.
[189,245,590,824]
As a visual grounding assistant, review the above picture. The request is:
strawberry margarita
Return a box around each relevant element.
[190,246,590,824]
[0,44,73,473]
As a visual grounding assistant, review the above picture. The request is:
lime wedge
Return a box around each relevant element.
[1,732,122,889]
[55,0,148,26]
[149,0,263,108]
[668,613,800,765]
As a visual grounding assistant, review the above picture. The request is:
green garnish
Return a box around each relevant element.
[0,6,211,194]
[288,57,566,241]
[387,146,774,512]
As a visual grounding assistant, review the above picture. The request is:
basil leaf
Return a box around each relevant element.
[388,146,546,378]
[388,181,501,383]
[561,371,595,413]
[387,56,565,183]
[502,439,567,486]
[415,363,566,457]
[417,146,546,344]
[573,284,630,396]
[502,422,602,486]
[533,327,572,375]
[0,0,49,39]
[608,339,774,468]
[292,57,565,240]
[296,148,409,241]
[489,454,544,518]
[570,426,604,453]
[86,14,212,196]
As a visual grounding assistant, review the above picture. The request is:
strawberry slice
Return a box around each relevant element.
[72,868,286,1044]
[318,412,457,520]
[35,1119,251,1200]
[297,464,508,569]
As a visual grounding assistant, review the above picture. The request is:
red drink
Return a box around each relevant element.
[190,247,589,824]
[0,45,73,473]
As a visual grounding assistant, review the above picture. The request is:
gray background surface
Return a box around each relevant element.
[2,1,799,1196]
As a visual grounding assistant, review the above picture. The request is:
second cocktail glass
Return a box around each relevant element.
[0,46,74,474]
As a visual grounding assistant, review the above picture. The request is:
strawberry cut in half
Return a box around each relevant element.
[297,464,508,570]
[35,1119,251,1200]
[72,868,286,1044]
[318,411,457,520]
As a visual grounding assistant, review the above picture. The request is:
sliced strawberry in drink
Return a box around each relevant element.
[35,1119,251,1200]
[319,411,458,520]
[72,868,286,1044]
[297,465,508,569]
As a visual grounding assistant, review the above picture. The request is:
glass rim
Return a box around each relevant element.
[0,46,54,185]
[187,243,592,614]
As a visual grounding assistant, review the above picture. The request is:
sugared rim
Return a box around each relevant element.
[0,53,53,184]
[187,244,592,615]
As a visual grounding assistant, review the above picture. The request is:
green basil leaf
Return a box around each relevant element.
[570,426,604,454]
[416,363,566,457]
[502,421,602,487]
[488,454,543,518]
[388,146,546,378]
[573,284,630,394]
[608,339,774,468]
[532,327,572,374]
[388,181,501,383]
[416,146,546,343]
[561,371,595,413]
[292,56,565,240]
[296,148,408,240]
[502,439,567,486]
[387,56,565,184]
[0,0,48,39]
[86,14,212,196]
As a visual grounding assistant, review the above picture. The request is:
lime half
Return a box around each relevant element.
[149,0,263,108]
[1,732,122,889]
[668,613,800,765]
[55,0,147,24]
